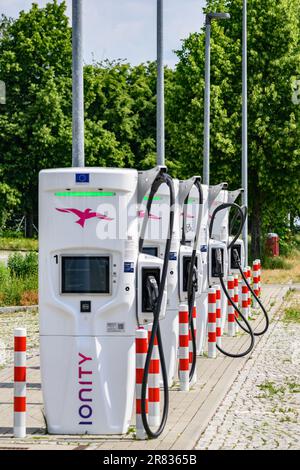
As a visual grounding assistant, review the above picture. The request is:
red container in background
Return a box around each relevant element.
[266,233,280,257]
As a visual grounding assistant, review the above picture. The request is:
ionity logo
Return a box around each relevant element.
[78,353,93,426]
[56,208,113,228]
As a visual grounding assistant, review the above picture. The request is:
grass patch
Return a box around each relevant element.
[262,247,300,284]
[283,306,300,323]
[257,381,285,397]
[263,256,292,270]
[0,252,38,306]
[286,382,300,393]
[0,237,38,251]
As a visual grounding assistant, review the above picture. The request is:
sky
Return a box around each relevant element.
[0,0,206,67]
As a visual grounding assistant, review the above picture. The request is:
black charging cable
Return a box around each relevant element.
[139,172,175,439]
[182,179,203,382]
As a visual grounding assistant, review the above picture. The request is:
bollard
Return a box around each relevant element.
[215,286,222,347]
[135,328,148,440]
[179,304,189,391]
[247,266,252,309]
[14,327,26,439]
[234,275,239,333]
[252,260,260,309]
[257,260,262,296]
[227,276,236,337]
[189,303,197,386]
[208,288,217,358]
[242,267,249,321]
[148,329,160,427]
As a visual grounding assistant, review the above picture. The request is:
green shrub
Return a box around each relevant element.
[7,252,38,278]
[7,252,24,277]
[0,254,38,306]
[0,263,9,284]
[263,256,292,270]
[0,274,38,306]
[1,276,23,306]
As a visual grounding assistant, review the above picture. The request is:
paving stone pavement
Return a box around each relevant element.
[195,290,300,450]
[0,284,295,450]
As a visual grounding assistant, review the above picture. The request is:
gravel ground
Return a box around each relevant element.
[0,309,39,368]
[196,290,300,450]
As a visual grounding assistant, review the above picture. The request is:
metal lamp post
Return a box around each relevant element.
[157,0,165,166]
[203,12,230,187]
[72,0,85,168]
[242,0,248,265]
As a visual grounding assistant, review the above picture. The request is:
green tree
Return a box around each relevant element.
[0,180,20,230]
[170,0,300,258]
[0,1,72,237]
[84,60,168,170]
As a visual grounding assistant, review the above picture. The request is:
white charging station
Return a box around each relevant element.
[39,166,173,435]
[39,167,145,435]
[208,186,244,330]
[179,181,202,302]
[138,178,180,386]
[195,184,209,355]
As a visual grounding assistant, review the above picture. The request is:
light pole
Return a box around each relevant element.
[242,0,248,265]
[203,12,230,186]
[157,0,165,166]
[72,0,85,167]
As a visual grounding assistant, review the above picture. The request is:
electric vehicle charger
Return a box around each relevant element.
[196,183,209,356]
[39,168,141,435]
[139,179,180,388]
[179,177,203,382]
[209,203,255,358]
[227,204,269,336]
[208,185,231,332]
[139,170,175,439]
[231,207,270,336]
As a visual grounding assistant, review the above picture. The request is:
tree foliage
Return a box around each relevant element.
[0,0,299,257]
[169,0,300,256]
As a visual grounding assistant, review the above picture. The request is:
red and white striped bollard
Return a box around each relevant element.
[135,328,148,440]
[208,288,217,358]
[148,329,160,427]
[242,268,249,321]
[257,260,262,297]
[227,276,236,337]
[234,275,239,333]
[252,260,260,309]
[179,304,189,391]
[215,286,222,347]
[189,303,197,386]
[14,327,26,438]
[247,266,252,310]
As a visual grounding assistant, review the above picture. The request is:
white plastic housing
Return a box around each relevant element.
[139,180,180,387]
[39,168,138,435]
[209,189,229,244]
[196,184,209,355]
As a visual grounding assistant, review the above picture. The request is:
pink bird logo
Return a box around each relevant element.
[56,208,113,228]
[138,210,161,221]
[181,212,195,219]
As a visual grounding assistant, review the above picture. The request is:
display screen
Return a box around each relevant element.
[142,247,158,257]
[61,256,110,294]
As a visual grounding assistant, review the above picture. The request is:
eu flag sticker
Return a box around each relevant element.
[124,262,134,273]
[76,173,90,183]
